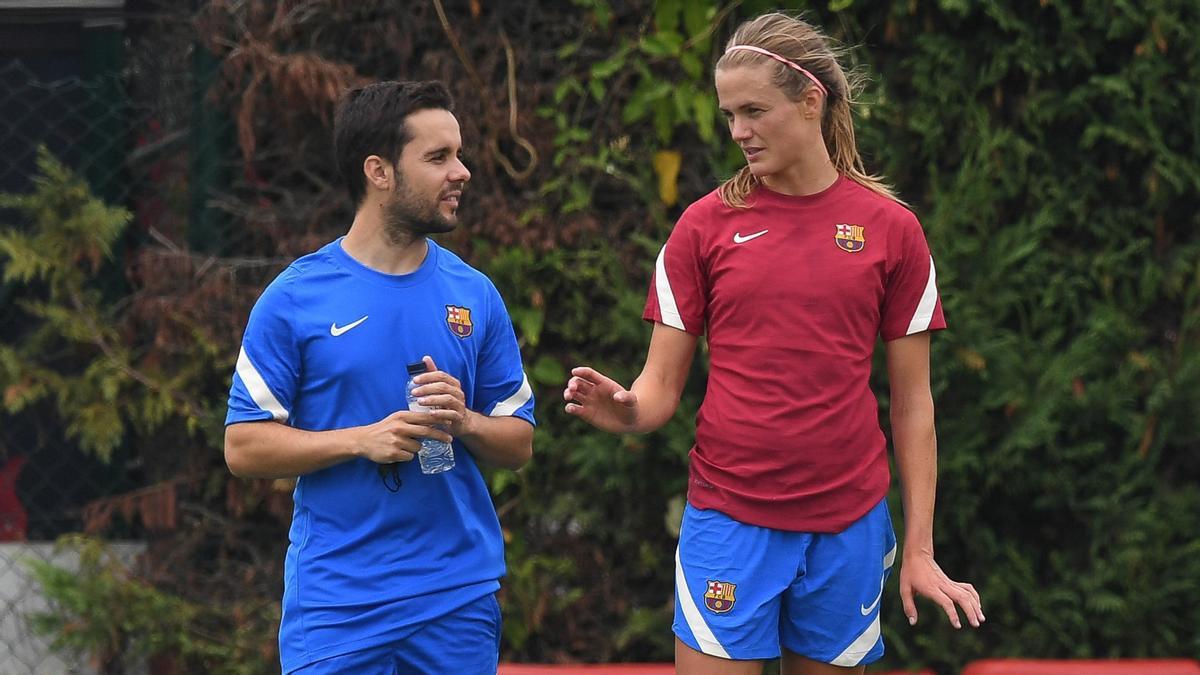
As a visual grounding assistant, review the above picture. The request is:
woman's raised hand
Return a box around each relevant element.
[563,366,639,434]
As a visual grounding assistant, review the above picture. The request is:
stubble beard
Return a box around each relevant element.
[381,177,459,247]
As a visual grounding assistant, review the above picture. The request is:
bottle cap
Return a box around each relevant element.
[406,362,425,377]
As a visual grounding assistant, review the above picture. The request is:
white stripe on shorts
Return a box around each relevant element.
[830,541,895,666]
[830,614,881,667]
[675,546,730,658]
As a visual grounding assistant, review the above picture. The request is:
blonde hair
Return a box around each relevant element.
[715,13,900,207]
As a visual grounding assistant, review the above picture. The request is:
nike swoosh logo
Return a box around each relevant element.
[330,316,368,336]
[733,229,768,244]
[861,589,883,616]
[861,545,896,615]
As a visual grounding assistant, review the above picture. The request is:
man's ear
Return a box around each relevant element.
[362,155,392,193]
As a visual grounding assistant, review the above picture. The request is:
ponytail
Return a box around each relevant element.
[717,166,758,209]
[824,77,902,205]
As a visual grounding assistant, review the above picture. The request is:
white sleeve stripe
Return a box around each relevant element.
[489,373,532,417]
[235,346,289,422]
[905,255,939,335]
[654,244,686,331]
[675,546,730,658]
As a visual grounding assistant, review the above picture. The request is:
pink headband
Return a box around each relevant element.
[725,45,828,97]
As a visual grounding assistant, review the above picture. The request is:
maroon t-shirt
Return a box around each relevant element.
[644,177,946,532]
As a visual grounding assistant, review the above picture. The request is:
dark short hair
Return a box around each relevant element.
[333,80,456,206]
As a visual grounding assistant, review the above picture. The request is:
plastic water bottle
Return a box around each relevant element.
[406,362,454,474]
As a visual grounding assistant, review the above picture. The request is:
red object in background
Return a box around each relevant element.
[963,659,1200,675]
[0,455,27,541]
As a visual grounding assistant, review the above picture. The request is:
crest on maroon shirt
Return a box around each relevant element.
[704,579,737,613]
[834,224,865,253]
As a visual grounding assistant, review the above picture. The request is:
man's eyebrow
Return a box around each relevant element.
[423,146,456,159]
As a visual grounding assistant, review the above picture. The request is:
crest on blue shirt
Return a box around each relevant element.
[704,579,737,613]
[834,223,865,253]
[446,305,473,338]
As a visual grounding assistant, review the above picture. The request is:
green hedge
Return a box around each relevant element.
[489,1,1200,668]
[2,1,1196,672]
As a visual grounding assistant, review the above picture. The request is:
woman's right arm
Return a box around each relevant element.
[564,322,698,434]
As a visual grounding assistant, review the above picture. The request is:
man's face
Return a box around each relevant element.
[382,108,471,243]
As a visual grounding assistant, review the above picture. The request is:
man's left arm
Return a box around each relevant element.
[453,410,533,470]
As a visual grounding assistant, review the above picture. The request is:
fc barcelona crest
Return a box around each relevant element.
[704,579,737,614]
[834,224,866,253]
[446,305,473,338]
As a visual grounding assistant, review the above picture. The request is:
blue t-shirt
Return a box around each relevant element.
[225,237,535,672]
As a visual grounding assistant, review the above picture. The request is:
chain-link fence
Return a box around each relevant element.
[1,58,126,675]
[0,6,234,670]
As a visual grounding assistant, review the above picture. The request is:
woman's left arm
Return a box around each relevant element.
[886,332,984,629]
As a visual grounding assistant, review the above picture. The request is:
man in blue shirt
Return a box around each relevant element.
[224,80,536,675]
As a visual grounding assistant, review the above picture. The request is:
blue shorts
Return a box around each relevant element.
[292,592,501,675]
[673,498,896,666]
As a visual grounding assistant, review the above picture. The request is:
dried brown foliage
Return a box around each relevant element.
[82,479,181,534]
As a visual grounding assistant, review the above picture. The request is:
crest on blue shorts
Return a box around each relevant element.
[446,305,473,338]
[704,579,737,613]
[834,224,866,253]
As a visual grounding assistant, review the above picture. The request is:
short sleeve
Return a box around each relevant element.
[474,283,536,425]
[642,208,707,335]
[225,271,301,425]
[879,213,947,342]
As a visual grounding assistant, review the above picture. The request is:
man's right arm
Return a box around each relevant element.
[224,411,453,479]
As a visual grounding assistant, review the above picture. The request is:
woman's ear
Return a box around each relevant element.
[801,86,824,120]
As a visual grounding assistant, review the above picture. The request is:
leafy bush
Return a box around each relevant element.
[5,1,1197,672]
[27,535,278,675]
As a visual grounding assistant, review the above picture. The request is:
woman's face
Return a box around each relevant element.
[715,63,824,181]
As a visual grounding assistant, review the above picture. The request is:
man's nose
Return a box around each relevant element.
[450,158,471,183]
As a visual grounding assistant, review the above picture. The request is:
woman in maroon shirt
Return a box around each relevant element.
[565,12,982,675]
